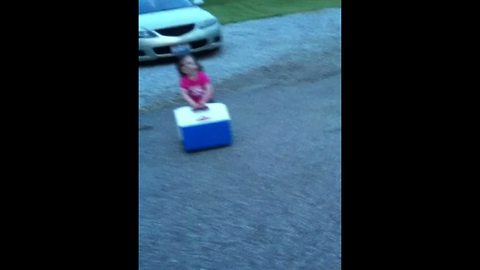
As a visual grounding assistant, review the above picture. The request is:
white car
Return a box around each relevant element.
[139,0,222,62]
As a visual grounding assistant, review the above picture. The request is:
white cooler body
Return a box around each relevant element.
[173,103,232,152]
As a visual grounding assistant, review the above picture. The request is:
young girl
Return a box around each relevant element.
[175,54,215,110]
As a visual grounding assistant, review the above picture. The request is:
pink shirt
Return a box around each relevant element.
[180,71,210,103]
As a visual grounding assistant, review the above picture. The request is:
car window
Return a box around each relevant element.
[139,0,194,14]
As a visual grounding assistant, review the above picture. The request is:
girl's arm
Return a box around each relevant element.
[199,83,214,105]
[180,88,200,108]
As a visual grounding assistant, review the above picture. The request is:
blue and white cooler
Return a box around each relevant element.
[173,103,233,152]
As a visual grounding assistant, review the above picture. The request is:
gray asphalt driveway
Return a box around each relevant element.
[139,70,341,269]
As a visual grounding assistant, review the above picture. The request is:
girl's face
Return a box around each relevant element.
[180,56,198,76]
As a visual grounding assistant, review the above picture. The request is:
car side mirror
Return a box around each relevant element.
[192,0,204,5]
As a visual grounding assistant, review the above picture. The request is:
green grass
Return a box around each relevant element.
[202,0,341,24]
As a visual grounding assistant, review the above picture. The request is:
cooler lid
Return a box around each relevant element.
[173,103,231,127]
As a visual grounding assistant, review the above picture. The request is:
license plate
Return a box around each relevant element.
[170,44,191,55]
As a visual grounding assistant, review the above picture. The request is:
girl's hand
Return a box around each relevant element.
[197,102,208,109]
[192,102,208,111]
